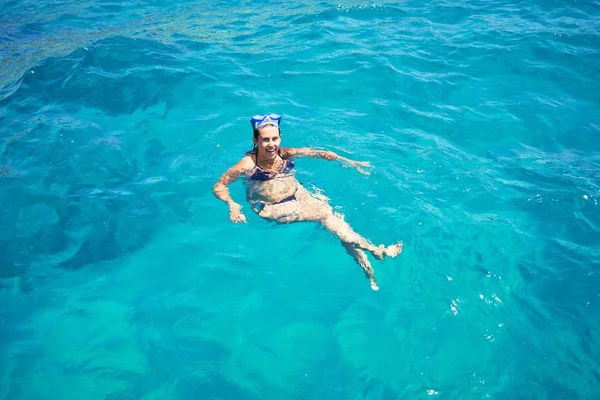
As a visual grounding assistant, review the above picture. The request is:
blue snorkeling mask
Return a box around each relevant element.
[250,113,281,130]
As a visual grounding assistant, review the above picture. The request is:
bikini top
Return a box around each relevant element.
[247,151,295,181]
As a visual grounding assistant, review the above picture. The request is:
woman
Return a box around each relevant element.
[213,113,402,290]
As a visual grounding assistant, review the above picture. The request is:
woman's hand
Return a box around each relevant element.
[349,160,372,176]
[229,203,247,223]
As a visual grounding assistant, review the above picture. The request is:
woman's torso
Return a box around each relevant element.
[245,152,298,204]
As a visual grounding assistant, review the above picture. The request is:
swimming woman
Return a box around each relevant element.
[213,114,402,290]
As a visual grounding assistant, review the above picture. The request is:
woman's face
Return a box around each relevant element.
[254,125,281,160]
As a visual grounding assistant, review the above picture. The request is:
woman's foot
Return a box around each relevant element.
[371,242,403,260]
[384,242,403,258]
[370,278,380,291]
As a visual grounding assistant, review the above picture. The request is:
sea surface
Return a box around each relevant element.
[1,0,600,399]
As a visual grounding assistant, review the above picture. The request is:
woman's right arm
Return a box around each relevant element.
[213,156,253,223]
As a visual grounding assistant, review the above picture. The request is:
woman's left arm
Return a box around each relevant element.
[284,147,372,175]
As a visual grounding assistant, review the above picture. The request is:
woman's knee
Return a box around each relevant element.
[322,214,343,230]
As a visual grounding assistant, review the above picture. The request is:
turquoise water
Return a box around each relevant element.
[1,0,600,398]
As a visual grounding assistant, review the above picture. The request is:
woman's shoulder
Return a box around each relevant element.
[280,147,297,158]
[230,153,255,172]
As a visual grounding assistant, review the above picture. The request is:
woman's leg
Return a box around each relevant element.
[321,213,403,260]
[259,187,403,258]
[342,242,379,291]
